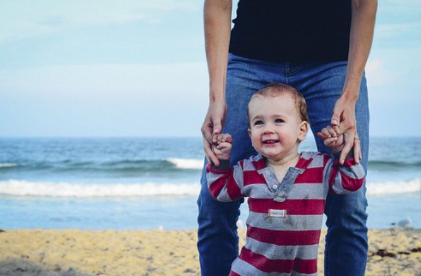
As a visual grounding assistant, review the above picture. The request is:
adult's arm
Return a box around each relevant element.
[331,0,377,164]
[201,0,232,166]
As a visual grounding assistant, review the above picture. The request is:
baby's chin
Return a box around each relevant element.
[259,152,281,161]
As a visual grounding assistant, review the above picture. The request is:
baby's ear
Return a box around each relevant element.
[298,121,309,141]
[248,128,252,137]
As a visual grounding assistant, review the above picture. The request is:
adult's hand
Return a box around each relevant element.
[331,94,361,164]
[201,99,226,166]
[330,0,377,164]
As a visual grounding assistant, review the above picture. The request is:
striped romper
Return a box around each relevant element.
[206,151,365,276]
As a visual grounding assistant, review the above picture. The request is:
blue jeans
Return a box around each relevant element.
[197,54,369,276]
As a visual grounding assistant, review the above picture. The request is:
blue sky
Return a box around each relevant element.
[1,0,420,137]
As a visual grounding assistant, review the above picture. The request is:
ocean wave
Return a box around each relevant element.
[167,158,203,169]
[0,158,204,173]
[0,180,200,198]
[4,159,419,174]
[0,163,17,168]
[368,160,421,170]
[367,179,421,195]
[1,179,420,198]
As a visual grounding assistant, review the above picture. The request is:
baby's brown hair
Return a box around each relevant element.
[247,83,309,124]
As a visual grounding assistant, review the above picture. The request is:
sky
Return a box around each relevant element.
[0,0,420,137]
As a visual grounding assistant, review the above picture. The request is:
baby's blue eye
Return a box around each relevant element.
[254,120,263,126]
[275,119,284,123]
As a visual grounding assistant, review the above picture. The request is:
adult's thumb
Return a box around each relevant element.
[212,121,222,135]
[331,113,340,126]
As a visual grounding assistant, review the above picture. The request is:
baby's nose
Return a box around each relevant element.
[263,125,275,134]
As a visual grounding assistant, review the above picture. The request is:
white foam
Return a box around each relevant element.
[0,180,200,198]
[0,163,17,168]
[1,179,419,198]
[167,158,203,170]
[367,179,421,195]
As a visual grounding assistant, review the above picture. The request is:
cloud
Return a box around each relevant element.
[384,0,421,11]
[365,59,400,87]
[375,22,421,40]
[0,62,208,100]
[0,0,200,44]
[0,62,209,137]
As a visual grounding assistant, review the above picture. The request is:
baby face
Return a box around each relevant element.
[248,93,307,162]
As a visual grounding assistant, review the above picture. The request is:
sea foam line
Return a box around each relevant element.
[366,179,421,195]
[1,179,419,198]
[167,158,203,169]
[0,180,200,198]
[0,163,17,168]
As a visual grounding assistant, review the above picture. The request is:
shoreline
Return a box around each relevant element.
[1,228,420,276]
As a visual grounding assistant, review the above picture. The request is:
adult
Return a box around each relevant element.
[197,0,377,275]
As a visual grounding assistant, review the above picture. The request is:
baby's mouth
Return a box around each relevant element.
[263,139,279,144]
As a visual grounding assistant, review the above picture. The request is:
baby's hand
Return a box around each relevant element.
[212,133,233,160]
[317,126,344,153]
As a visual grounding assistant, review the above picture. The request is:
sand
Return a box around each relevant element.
[0,228,420,276]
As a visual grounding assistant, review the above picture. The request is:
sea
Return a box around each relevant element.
[0,137,420,230]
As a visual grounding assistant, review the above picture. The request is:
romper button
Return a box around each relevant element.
[272,184,278,189]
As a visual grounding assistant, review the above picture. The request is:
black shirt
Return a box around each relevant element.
[229,0,352,63]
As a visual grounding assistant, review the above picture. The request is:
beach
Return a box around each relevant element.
[1,228,420,276]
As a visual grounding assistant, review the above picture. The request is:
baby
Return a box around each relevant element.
[206,83,365,275]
